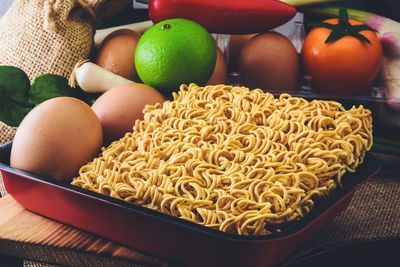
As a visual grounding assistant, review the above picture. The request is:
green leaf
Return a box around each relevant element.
[0,66,30,104]
[0,67,100,126]
[0,93,31,127]
[28,74,79,105]
[29,73,101,106]
[0,66,32,126]
[78,92,101,106]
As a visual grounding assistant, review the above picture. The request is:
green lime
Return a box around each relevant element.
[135,18,217,96]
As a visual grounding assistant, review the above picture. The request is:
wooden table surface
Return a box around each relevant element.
[0,194,171,267]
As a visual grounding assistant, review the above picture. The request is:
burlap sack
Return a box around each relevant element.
[0,0,131,82]
[0,0,130,195]
[0,121,16,145]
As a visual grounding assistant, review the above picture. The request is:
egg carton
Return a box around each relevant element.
[212,24,400,138]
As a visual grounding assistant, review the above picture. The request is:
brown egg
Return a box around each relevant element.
[237,31,300,91]
[10,97,103,182]
[206,45,228,85]
[228,34,257,72]
[91,83,165,144]
[94,29,141,82]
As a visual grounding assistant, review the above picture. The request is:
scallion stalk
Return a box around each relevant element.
[372,153,400,171]
[374,136,400,148]
[135,0,149,4]
[372,143,400,158]
[281,0,340,7]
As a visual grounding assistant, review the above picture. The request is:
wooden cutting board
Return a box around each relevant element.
[0,194,171,267]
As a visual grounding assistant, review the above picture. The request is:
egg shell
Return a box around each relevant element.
[91,83,165,144]
[237,31,300,91]
[10,97,103,182]
[228,34,257,72]
[206,45,228,85]
[94,29,141,82]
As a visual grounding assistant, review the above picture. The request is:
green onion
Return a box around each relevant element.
[281,0,340,7]
[372,135,400,158]
[371,137,400,171]
[374,154,400,171]
[372,143,400,158]
[300,6,369,21]
[374,136,400,148]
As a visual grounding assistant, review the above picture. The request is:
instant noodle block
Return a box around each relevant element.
[73,84,374,236]
[0,84,380,267]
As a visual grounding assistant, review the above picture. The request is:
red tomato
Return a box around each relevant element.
[301,18,383,95]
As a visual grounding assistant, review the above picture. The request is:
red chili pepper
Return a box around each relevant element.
[149,0,297,34]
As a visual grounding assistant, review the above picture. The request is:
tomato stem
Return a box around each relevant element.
[309,8,378,45]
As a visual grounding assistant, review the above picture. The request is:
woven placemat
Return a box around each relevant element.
[282,172,400,266]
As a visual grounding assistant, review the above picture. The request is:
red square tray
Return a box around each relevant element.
[0,141,380,267]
